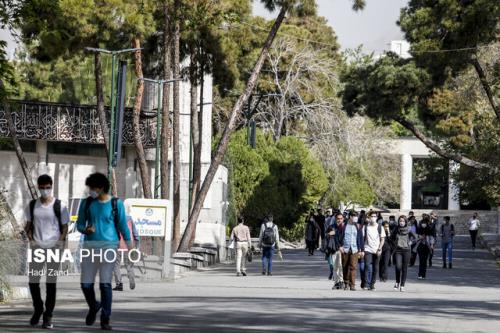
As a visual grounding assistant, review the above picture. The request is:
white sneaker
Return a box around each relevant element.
[400,286,405,292]
[393,283,399,291]
[417,276,423,280]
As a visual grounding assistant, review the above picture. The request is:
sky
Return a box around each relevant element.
[253,0,409,55]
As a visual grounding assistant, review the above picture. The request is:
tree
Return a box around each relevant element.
[399,0,500,120]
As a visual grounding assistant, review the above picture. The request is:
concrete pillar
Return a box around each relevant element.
[36,140,48,174]
[400,153,412,210]
[447,161,460,210]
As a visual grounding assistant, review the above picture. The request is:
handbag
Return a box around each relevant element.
[246,249,253,262]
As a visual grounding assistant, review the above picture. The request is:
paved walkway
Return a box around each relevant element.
[1,235,499,332]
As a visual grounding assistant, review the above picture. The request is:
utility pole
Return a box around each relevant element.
[138,77,180,199]
[85,47,140,192]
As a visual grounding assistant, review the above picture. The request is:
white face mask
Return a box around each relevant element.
[353,217,358,223]
[39,189,52,199]
[370,217,377,223]
[89,190,99,199]
[421,223,427,228]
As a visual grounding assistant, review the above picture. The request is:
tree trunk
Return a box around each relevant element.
[189,50,200,212]
[396,117,490,169]
[471,56,499,121]
[171,10,181,252]
[94,52,118,196]
[161,0,171,200]
[132,38,152,199]
[2,101,38,200]
[177,6,289,252]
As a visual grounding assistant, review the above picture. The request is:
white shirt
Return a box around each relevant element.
[24,198,70,248]
[258,222,280,249]
[468,218,480,231]
[364,223,385,254]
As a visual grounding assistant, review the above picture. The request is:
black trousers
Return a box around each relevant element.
[28,249,60,317]
[394,249,410,286]
[417,244,430,278]
[306,240,316,255]
[469,230,478,248]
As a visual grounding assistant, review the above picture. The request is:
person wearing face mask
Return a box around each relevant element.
[76,173,133,330]
[391,216,415,292]
[428,211,439,267]
[362,211,385,290]
[408,216,418,267]
[356,214,367,289]
[416,217,433,279]
[338,211,364,291]
[24,174,70,329]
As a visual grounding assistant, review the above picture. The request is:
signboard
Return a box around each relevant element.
[124,199,172,238]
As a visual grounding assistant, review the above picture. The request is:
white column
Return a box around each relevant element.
[400,154,412,210]
[36,140,48,174]
[447,161,460,210]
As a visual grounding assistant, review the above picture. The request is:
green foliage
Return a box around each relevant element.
[0,41,15,101]
[226,129,327,240]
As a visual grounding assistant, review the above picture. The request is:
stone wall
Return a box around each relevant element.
[383,209,499,235]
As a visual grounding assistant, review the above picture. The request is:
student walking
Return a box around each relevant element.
[25,174,70,329]
[391,216,414,292]
[363,211,385,290]
[428,212,439,267]
[305,213,320,256]
[467,213,480,250]
[230,217,252,277]
[441,216,455,269]
[77,173,132,330]
[339,211,364,291]
[112,209,140,291]
[379,221,393,282]
[409,216,418,267]
[416,217,433,280]
[259,215,280,276]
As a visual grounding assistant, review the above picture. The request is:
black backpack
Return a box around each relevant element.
[28,198,63,233]
[262,224,276,247]
[84,197,120,236]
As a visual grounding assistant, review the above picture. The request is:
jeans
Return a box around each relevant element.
[28,247,60,317]
[364,253,380,288]
[262,247,274,273]
[80,248,116,322]
[394,249,410,286]
[235,242,249,273]
[113,251,135,285]
[442,240,453,265]
[358,257,366,287]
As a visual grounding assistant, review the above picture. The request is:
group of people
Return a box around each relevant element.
[230,215,281,277]
[25,173,138,330]
[306,208,481,292]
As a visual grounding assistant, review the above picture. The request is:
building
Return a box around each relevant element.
[0,75,228,251]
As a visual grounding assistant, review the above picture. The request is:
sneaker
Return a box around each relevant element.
[362,286,369,291]
[100,321,112,330]
[42,314,53,329]
[262,271,266,275]
[394,283,399,291]
[344,284,349,291]
[328,272,333,280]
[369,286,376,291]
[350,286,356,291]
[112,283,123,291]
[85,302,102,326]
[242,272,247,276]
[400,286,405,292]
[448,263,452,269]
[267,272,272,276]
[417,276,423,280]
[236,272,241,277]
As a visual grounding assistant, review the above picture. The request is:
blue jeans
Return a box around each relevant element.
[262,247,274,273]
[442,240,453,264]
[80,249,116,322]
[358,258,366,287]
[364,253,380,287]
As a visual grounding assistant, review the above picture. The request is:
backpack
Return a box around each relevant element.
[262,224,276,247]
[28,198,63,233]
[84,197,120,237]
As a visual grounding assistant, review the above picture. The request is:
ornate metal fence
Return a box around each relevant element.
[0,100,157,147]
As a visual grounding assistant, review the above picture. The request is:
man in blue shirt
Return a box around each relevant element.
[77,173,132,331]
[338,211,364,291]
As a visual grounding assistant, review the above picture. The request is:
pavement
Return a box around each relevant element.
[1,235,499,333]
